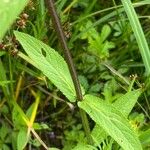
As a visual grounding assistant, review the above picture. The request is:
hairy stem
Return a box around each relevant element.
[45,0,82,101]
[45,0,93,144]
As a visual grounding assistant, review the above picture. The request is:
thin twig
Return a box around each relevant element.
[31,128,49,150]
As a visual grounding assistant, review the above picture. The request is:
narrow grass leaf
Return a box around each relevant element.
[0,0,29,40]
[78,95,142,150]
[113,89,142,117]
[14,31,76,102]
[121,0,150,75]
[0,60,10,99]
[70,0,150,44]
[29,93,40,127]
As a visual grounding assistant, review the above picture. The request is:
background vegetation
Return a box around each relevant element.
[0,0,150,149]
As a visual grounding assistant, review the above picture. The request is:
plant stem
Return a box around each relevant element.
[79,109,92,144]
[45,0,82,101]
[45,0,93,144]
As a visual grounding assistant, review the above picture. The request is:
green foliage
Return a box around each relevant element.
[48,148,60,150]
[11,98,51,149]
[113,89,142,117]
[121,0,150,75]
[129,112,145,131]
[0,59,10,99]
[78,94,142,150]
[0,0,150,149]
[72,143,96,150]
[0,0,29,40]
[90,89,142,147]
[139,128,150,149]
[0,122,11,149]
[12,106,26,129]
[17,128,29,150]
[80,21,115,59]
[14,31,77,102]
[63,124,85,150]
[91,124,107,146]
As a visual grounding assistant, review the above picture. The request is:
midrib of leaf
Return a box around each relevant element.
[121,0,150,75]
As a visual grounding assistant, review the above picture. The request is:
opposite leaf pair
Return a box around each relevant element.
[15,31,142,150]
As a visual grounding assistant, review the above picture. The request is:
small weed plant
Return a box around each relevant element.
[0,0,150,150]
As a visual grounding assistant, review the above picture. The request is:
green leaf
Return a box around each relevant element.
[48,148,60,150]
[33,122,50,130]
[0,0,29,40]
[2,145,10,150]
[91,124,107,146]
[72,143,96,150]
[12,106,26,129]
[121,0,150,75]
[0,51,6,56]
[79,21,98,40]
[101,25,111,42]
[91,89,141,146]
[78,95,142,150]
[0,122,10,140]
[14,31,76,102]
[17,128,29,150]
[0,80,15,86]
[12,101,29,127]
[113,89,142,117]
[139,128,150,147]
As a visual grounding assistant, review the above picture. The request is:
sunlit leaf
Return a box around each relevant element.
[17,128,29,150]
[14,31,77,102]
[121,0,150,75]
[91,89,141,146]
[113,89,141,117]
[78,95,142,150]
[0,0,29,40]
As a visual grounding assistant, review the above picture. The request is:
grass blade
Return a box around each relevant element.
[121,0,150,75]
